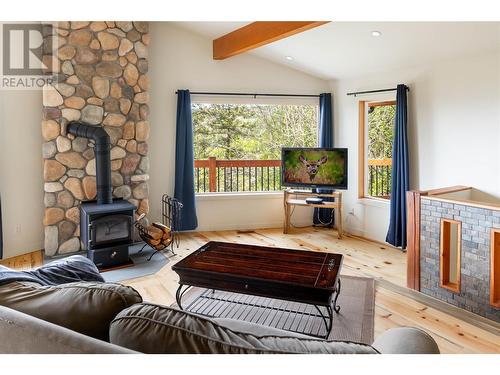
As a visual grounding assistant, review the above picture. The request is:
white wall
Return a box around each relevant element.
[331,50,500,242]
[148,23,329,231]
[0,89,44,259]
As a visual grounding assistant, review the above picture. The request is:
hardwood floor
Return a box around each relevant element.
[0,250,43,270]
[2,227,499,353]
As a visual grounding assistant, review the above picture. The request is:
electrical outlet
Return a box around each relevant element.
[15,224,21,233]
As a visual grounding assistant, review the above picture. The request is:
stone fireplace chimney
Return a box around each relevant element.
[42,22,150,256]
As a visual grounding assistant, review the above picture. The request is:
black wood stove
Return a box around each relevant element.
[80,199,135,268]
[67,121,136,268]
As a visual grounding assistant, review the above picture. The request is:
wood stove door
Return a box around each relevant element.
[89,214,132,248]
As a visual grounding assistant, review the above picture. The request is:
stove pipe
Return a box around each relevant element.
[67,121,112,205]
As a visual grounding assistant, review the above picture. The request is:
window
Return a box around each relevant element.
[440,219,461,293]
[192,102,318,193]
[358,100,396,200]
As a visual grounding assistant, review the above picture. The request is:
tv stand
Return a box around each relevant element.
[283,188,343,239]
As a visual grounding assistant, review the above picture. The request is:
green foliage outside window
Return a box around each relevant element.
[192,103,318,192]
[368,105,395,159]
[367,104,395,198]
[193,103,318,160]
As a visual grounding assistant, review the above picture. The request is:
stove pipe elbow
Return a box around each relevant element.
[66,121,113,205]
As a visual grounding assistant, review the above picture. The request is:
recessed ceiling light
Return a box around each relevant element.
[371,30,382,37]
[285,56,294,61]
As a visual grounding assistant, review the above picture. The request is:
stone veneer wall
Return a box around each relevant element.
[420,197,500,322]
[41,22,150,256]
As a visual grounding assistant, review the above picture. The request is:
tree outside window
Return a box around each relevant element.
[192,103,318,193]
[366,103,395,199]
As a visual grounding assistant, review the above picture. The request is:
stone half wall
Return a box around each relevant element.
[419,197,500,322]
[42,22,150,256]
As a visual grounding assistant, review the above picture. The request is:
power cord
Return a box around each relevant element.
[288,193,334,228]
[289,205,312,228]
[313,207,334,226]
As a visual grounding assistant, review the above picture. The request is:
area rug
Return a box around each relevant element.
[171,275,375,344]
[101,243,170,282]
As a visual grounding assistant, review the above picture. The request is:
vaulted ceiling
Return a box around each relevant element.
[174,22,500,80]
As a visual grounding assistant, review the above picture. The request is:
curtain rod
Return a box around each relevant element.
[175,91,320,98]
[346,86,410,97]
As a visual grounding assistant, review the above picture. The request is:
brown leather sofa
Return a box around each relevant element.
[0,280,440,354]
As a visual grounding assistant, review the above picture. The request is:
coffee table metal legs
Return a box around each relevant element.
[332,277,341,313]
[175,284,191,310]
[314,278,341,338]
[313,305,331,338]
[175,277,342,339]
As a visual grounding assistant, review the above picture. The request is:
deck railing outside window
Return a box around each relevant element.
[195,157,282,193]
[195,157,391,196]
[367,158,392,199]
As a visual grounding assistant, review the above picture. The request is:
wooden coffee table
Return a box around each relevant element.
[172,241,343,338]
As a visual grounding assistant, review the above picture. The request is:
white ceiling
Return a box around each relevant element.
[173,22,500,80]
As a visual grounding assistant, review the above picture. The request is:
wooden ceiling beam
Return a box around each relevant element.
[213,21,329,60]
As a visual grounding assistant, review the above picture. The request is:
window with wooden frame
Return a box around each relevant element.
[358,100,396,200]
[440,219,461,293]
[491,228,500,307]
[192,101,318,194]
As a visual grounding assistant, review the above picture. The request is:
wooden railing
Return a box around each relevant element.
[195,157,392,195]
[367,158,392,199]
[194,157,282,193]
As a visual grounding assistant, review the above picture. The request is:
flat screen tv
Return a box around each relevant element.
[281,147,348,189]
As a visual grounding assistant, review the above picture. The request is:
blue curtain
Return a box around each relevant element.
[313,93,334,226]
[386,84,409,248]
[174,90,198,230]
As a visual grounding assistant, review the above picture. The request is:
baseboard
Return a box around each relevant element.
[344,231,401,251]
[195,220,313,232]
[376,278,500,336]
[343,225,387,244]
[195,222,390,240]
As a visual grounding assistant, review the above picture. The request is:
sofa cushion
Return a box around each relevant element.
[0,281,142,341]
[109,303,378,354]
[213,318,313,339]
[372,327,440,354]
[0,305,136,354]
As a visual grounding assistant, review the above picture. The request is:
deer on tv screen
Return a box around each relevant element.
[283,149,346,187]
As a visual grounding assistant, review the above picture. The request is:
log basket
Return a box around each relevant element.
[134,195,183,261]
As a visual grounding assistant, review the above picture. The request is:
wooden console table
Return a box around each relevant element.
[283,189,343,238]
